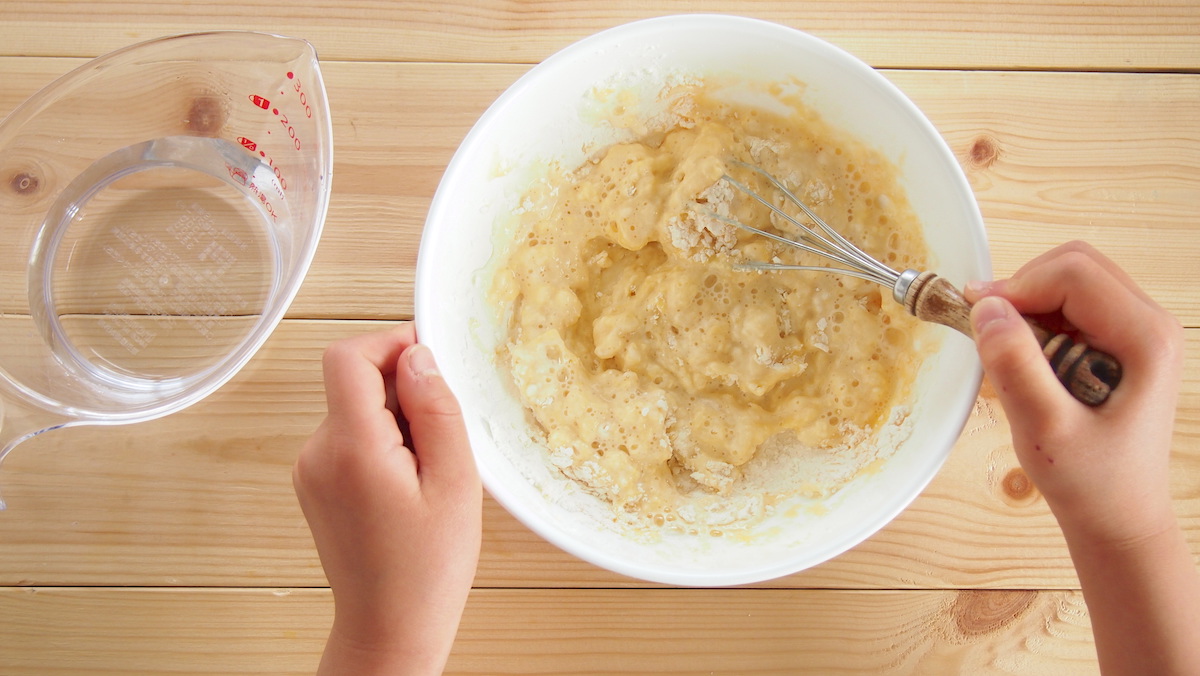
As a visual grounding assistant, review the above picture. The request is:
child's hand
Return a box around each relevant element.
[966,241,1200,676]
[293,324,481,676]
[965,241,1184,547]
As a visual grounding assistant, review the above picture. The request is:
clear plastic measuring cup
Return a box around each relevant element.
[0,32,333,475]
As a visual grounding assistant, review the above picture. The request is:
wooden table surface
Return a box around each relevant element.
[1,2,1198,674]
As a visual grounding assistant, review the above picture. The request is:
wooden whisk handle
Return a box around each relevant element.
[899,271,1122,407]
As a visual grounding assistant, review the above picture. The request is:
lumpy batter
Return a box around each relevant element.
[491,82,933,524]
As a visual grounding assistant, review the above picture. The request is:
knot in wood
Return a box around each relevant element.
[967,134,1000,170]
[9,171,40,195]
[185,96,227,136]
[951,589,1037,638]
[1001,466,1036,502]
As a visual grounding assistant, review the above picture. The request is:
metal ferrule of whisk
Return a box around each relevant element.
[891,268,922,307]
[699,159,1122,407]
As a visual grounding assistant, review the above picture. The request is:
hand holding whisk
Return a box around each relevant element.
[703,161,1122,406]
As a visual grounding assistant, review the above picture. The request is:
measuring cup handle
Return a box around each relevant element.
[901,270,1121,407]
[0,395,67,468]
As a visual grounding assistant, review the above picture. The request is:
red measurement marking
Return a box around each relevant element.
[272,108,279,116]
[288,72,314,119]
[249,94,271,110]
[225,164,248,186]
[237,136,258,152]
[286,71,294,79]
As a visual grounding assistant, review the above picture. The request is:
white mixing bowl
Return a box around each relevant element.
[416,15,988,586]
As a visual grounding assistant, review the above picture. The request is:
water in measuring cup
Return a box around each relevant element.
[27,136,286,411]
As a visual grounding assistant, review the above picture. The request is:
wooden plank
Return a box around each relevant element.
[0,4,1189,673]
[0,0,1196,71]
[0,587,1099,675]
[0,320,1196,589]
[0,587,328,675]
[898,70,1200,325]
[3,60,1197,324]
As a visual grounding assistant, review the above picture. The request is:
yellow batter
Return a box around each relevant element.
[491,82,932,524]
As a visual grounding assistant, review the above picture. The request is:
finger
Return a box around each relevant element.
[971,296,1076,424]
[964,242,1157,310]
[989,249,1162,367]
[394,343,477,487]
[1011,241,1156,307]
[322,324,418,425]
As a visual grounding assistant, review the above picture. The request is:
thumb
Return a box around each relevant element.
[394,343,477,487]
[971,295,1072,427]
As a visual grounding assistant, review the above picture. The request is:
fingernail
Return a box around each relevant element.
[407,344,441,378]
[971,295,1012,335]
[963,279,995,301]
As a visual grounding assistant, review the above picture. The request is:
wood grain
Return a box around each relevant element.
[0,321,1196,590]
[1,4,1198,673]
[3,60,1197,324]
[0,587,329,675]
[0,0,1196,71]
[0,587,1099,675]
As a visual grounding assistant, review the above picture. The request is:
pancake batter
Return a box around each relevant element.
[491,82,933,525]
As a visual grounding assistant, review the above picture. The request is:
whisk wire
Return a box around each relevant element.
[704,165,896,287]
[727,160,898,284]
[717,175,854,263]
[703,206,897,286]
[738,261,902,286]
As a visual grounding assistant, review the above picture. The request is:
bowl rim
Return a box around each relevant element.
[416,13,987,586]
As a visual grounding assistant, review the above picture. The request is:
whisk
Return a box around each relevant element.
[704,160,1121,407]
